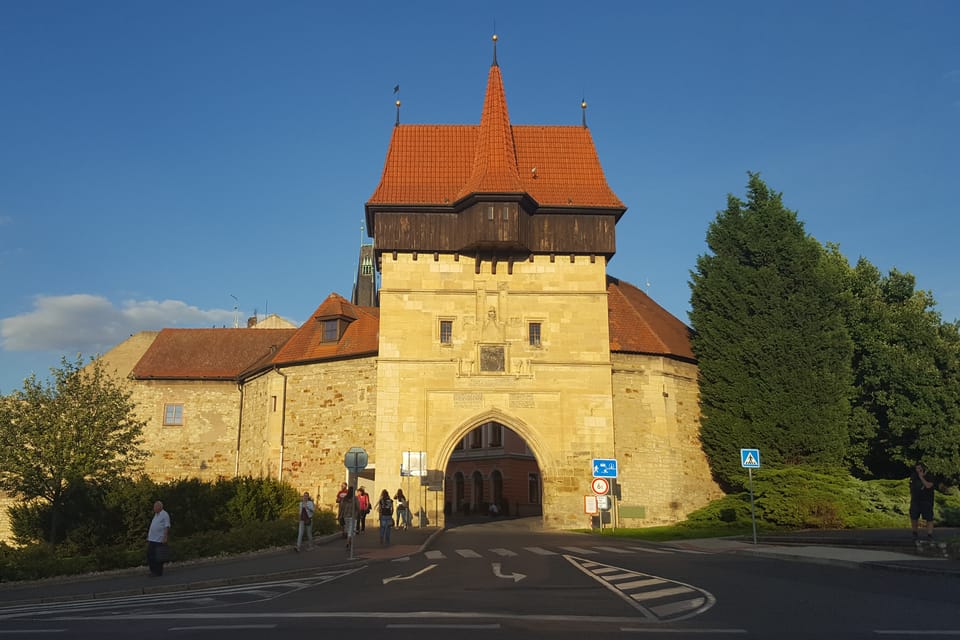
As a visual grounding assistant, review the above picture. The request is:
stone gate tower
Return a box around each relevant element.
[365,37,627,528]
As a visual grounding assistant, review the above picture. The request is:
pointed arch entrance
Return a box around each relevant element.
[440,413,544,521]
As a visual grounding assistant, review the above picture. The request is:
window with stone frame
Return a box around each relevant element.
[439,319,453,345]
[528,321,542,347]
[163,403,184,426]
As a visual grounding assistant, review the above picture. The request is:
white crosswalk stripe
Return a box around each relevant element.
[415,544,711,561]
[626,545,672,554]
[524,546,557,555]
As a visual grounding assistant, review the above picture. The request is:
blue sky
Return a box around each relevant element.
[1,1,958,393]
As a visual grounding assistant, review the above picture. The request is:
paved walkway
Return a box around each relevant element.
[0,524,956,606]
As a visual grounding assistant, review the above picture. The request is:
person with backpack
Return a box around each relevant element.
[394,488,411,530]
[377,489,394,546]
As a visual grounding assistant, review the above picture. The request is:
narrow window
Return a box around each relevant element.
[163,403,184,426]
[528,473,540,504]
[528,322,542,347]
[361,256,373,276]
[439,320,453,344]
[502,205,509,221]
[322,319,338,342]
[487,205,494,221]
[489,423,503,448]
[470,427,483,449]
[271,395,277,412]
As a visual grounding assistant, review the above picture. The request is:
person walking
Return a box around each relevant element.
[357,487,370,533]
[394,488,410,530]
[910,462,936,540]
[296,491,315,551]
[335,481,348,538]
[146,500,171,577]
[377,489,394,546]
[340,485,361,551]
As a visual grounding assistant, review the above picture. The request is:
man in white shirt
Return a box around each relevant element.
[296,491,315,551]
[146,501,171,576]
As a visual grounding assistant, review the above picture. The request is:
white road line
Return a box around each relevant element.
[620,627,747,634]
[388,624,500,629]
[170,625,277,631]
[424,550,446,559]
[524,546,557,555]
[593,546,634,554]
[874,632,960,636]
[489,548,518,556]
[0,631,67,635]
[650,597,707,618]
[455,549,483,558]
[559,546,597,554]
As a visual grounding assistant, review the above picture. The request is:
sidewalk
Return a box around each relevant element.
[668,527,960,576]
[0,525,440,606]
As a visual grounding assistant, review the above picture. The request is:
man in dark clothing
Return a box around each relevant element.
[909,463,935,540]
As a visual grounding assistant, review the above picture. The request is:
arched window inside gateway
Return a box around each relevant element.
[445,422,542,518]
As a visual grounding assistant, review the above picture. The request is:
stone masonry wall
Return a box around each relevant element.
[611,352,723,525]
[376,252,617,529]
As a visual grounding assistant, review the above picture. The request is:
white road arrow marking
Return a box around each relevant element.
[491,562,526,582]
[382,564,437,585]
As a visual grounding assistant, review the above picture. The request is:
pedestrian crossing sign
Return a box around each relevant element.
[740,448,761,468]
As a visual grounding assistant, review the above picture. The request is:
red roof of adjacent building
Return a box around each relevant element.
[132,328,296,380]
[367,59,624,212]
[606,277,695,362]
[269,293,379,367]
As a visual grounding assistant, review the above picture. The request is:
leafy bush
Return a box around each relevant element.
[686,467,913,529]
[0,476,317,582]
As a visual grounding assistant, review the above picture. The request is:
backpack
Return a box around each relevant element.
[379,497,394,516]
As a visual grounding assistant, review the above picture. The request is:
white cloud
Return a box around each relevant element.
[0,294,234,353]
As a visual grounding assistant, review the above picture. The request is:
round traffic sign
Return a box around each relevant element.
[344,447,368,473]
[591,477,609,494]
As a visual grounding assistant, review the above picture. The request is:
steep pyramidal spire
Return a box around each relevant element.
[456,34,524,201]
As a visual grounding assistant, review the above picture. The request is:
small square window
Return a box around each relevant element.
[528,322,542,347]
[322,319,338,342]
[439,320,453,344]
[163,403,183,426]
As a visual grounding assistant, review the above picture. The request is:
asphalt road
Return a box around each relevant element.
[1,520,958,639]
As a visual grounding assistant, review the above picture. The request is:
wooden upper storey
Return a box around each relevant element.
[366,53,626,259]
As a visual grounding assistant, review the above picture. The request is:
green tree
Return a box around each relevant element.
[689,173,853,489]
[0,356,147,544]
[834,251,960,481]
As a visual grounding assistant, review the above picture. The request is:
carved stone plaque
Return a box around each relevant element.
[479,345,505,372]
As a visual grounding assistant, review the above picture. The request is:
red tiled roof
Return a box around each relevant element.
[270,293,379,366]
[132,328,296,380]
[607,277,695,362]
[367,62,624,211]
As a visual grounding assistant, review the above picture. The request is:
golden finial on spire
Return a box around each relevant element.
[492,33,499,67]
[395,99,401,127]
[581,97,588,128]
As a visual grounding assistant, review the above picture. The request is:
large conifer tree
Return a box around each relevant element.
[690,174,853,489]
